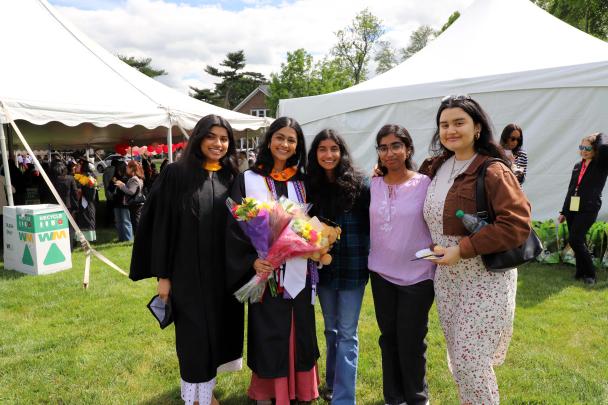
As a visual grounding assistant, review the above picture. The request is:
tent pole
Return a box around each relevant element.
[167,126,173,163]
[0,124,14,206]
[48,144,52,164]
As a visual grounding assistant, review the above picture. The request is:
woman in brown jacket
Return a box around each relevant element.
[420,95,531,405]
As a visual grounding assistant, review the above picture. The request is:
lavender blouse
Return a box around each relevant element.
[368,174,435,286]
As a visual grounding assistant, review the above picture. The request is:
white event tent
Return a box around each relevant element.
[279,0,608,220]
[0,0,271,284]
[0,0,271,149]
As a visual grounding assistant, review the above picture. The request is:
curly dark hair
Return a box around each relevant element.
[430,95,508,163]
[307,129,365,213]
[252,117,307,177]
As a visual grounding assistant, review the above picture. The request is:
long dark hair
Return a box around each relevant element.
[170,115,238,211]
[179,114,239,179]
[430,95,507,162]
[375,124,416,175]
[500,123,524,152]
[253,117,307,177]
[307,129,365,213]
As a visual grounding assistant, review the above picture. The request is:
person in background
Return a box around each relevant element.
[74,158,97,242]
[238,151,249,172]
[0,166,16,245]
[499,123,528,185]
[130,114,244,405]
[8,158,25,205]
[558,132,608,286]
[420,95,531,405]
[114,161,145,232]
[160,158,169,173]
[109,160,133,241]
[369,125,435,405]
[102,159,117,226]
[50,161,79,247]
[306,129,370,405]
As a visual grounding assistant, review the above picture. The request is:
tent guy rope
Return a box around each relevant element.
[0,101,128,287]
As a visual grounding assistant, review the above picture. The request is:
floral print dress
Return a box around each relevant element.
[424,175,517,405]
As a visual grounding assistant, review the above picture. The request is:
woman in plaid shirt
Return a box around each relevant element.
[307,129,370,405]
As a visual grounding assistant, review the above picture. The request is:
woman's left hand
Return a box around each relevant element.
[114,180,124,187]
[430,245,461,266]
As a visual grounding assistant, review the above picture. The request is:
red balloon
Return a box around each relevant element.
[162,144,169,153]
[147,145,157,154]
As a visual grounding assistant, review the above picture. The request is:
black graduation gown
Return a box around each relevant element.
[130,164,244,383]
[225,171,319,379]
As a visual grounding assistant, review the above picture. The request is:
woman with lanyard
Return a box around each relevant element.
[226,117,319,405]
[559,132,608,285]
[130,114,244,405]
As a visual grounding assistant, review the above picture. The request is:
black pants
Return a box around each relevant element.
[370,273,435,405]
[566,211,597,280]
[129,204,143,233]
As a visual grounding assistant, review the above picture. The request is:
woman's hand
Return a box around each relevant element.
[558,214,565,224]
[114,180,124,187]
[430,245,461,266]
[253,259,274,276]
[157,278,171,303]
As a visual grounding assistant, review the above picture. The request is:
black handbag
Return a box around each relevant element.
[475,159,543,272]
[126,185,146,206]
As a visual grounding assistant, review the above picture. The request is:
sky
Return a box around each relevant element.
[48,0,475,96]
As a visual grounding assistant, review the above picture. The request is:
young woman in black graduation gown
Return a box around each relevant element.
[130,114,244,405]
[226,117,320,405]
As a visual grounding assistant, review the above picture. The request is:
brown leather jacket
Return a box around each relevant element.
[420,154,532,259]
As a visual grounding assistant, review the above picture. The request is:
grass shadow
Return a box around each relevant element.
[517,262,608,307]
[0,268,27,280]
[139,387,181,405]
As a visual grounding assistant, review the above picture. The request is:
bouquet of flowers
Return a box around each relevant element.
[227,196,340,303]
[74,173,97,188]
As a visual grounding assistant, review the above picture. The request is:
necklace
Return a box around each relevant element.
[448,154,477,181]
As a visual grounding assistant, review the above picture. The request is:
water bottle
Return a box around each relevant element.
[455,210,488,234]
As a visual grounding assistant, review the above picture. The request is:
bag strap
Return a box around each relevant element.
[475,158,505,223]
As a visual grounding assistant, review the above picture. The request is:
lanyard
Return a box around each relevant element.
[575,160,589,193]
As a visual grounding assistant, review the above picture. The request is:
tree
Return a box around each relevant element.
[188,87,217,105]
[332,8,385,84]
[374,41,398,74]
[437,11,461,35]
[267,49,352,116]
[400,25,437,61]
[118,55,167,78]
[191,50,267,109]
[532,0,608,40]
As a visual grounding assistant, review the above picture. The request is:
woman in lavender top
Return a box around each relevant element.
[368,124,435,405]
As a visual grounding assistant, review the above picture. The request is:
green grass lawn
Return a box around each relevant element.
[1,243,607,404]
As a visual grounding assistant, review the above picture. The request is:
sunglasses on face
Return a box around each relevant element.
[376,142,406,155]
[441,94,472,104]
[579,145,593,152]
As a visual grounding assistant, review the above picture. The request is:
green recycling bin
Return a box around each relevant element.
[3,204,72,275]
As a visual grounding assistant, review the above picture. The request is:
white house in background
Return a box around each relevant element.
[279,0,608,220]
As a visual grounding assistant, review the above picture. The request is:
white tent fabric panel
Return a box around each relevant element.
[0,0,271,133]
[279,0,608,220]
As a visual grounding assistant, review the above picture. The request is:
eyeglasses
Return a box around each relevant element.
[579,145,593,152]
[376,142,406,155]
[441,94,472,104]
